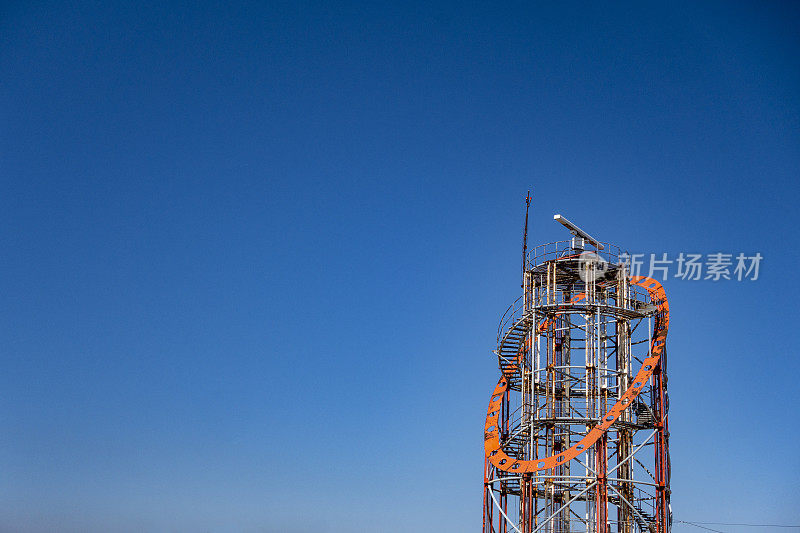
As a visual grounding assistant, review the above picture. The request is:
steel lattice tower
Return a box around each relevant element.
[483,208,671,533]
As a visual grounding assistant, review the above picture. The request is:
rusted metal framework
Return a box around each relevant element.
[483,216,671,533]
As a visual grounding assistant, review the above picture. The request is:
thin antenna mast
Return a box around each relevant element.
[521,190,531,286]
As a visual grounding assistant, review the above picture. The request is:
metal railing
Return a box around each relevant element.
[496,294,525,344]
[526,240,627,270]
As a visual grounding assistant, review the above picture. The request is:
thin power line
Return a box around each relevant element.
[678,519,800,530]
[677,520,726,533]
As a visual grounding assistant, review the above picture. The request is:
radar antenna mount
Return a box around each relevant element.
[553,213,605,250]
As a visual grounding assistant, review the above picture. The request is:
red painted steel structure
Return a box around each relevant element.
[483,210,670,533]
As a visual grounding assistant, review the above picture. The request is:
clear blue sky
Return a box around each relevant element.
[1,2,798,532]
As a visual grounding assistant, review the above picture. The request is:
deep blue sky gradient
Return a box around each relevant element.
[1,2,799,532]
